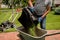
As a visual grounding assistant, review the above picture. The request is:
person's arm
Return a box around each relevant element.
[38,6,51,22]
[28,0,33,7]
[41,6,51,18]
[41,0,52,18]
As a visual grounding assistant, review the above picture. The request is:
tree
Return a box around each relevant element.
[0,0,2,9]
[2,0,21,8]
[2,0,30,8]
[20,0,28,7]
[20,0,35,7]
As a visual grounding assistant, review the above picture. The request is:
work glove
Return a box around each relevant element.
[38,17,42,22]
[28,7,34,13]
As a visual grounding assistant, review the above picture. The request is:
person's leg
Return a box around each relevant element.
[40,17,46,29]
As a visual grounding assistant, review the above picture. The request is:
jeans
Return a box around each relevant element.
[29,7,46,29]
[39,16,46,29]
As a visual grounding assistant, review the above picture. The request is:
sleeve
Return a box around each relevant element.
[45,0,52,7]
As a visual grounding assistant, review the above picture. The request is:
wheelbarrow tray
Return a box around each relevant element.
[17,27,47,40]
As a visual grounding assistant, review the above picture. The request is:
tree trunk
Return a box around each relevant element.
[0,0,2,9]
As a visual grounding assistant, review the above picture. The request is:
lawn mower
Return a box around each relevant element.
[0,11,19,32]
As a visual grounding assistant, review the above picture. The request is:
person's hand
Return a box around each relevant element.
[28,7,34,12]
[38,17,42,22]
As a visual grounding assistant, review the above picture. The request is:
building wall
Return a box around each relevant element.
[54,0,60,4]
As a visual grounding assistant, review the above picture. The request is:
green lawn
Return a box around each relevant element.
[0,9,60,32]
[46,11,60,30]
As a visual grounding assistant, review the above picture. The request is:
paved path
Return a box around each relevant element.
[0,30,60,40]
[46,30,60,40]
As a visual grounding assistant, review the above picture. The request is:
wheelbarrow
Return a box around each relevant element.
[18,7,47,40]
[17,27,47,40]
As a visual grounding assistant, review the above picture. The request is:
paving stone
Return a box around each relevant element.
[0,30,60,40]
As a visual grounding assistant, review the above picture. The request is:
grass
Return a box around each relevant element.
[46,11,60,30]
[0,8,60,32]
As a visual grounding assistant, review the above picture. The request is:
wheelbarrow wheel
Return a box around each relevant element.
[17,34,25,40]
[20,35,25,40]
[11,25,14,28]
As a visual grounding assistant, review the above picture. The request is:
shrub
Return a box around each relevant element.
[54,6,60,14]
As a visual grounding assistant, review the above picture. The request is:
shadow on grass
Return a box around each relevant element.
[54,13,60,15]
